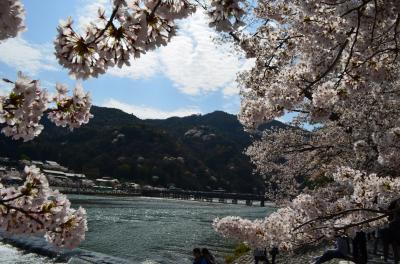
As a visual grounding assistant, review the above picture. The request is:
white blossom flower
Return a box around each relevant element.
[0,0,25,41]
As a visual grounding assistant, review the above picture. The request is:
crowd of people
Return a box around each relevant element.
[312,201,400,264]
[192,248,216,264]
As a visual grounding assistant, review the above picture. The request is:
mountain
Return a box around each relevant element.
[0,106,286,193]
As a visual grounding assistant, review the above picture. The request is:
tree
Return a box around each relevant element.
[0,0,246,248]
[214,0,400,256]
[4,0,399,257]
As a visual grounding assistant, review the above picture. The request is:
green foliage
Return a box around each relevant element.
[224,243,251,264]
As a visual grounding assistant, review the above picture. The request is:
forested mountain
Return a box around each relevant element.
[0,106,286,193]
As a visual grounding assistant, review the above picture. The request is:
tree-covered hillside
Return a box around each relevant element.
[0,106,285,193]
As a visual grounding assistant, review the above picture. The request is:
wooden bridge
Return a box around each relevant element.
[141,189,267,207]
[56,186,267,206]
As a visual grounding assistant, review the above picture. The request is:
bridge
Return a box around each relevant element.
[141,189,267,207]
[56,187,267,207]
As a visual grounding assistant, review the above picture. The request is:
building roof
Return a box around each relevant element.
[31,160,44,165]
[96,178,119,183]
[43,169,66,176]
[43,169,86,179]
[65,173,86,178]
[45,161,60,166]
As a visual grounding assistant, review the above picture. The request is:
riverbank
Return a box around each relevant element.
[0,231,135,264]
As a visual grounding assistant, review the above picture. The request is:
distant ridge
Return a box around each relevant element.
[0,106,286,193]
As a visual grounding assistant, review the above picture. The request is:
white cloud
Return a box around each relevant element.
[107,52,161,79]
[0,38,57,76]
[221,58,255,97]
[157,11,251,96]
[74,1,253,97]
[102,98,202,119]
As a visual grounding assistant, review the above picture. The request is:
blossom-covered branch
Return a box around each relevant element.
[0,166,87,249]
[214,168,400,251]
[0,72,93,142]
[53,0,248,79]
[238,0,400,127]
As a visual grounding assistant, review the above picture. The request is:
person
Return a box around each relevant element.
[381,200,400,263]
[352,232,367,264]
[313,236,352,264]
[202,248,216,264]
[269,247,279,264]
[254,247,269,264]
[193,248,207,264]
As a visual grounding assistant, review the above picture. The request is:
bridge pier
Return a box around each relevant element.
[231,199,238,204]
[260,199,265,207]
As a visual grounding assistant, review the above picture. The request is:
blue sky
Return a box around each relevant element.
[0,0,256,119]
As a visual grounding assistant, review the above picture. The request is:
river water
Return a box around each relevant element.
[0,195,273,264]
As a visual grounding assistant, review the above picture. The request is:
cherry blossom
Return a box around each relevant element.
[54,0,196,79]
[0,73,93,140]
[0,0,25,41]
[0,72,49,142]
[214,167,400,251]
[0,166,88,249]
[207,0,246,32]
[48,82,93,130]
[214,0,400,256]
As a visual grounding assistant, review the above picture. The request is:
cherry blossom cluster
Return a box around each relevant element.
[54,0,197,79]
[0,72,49,142]
[0,72,93,141]
[214,167,400,251]
[0,166,87,249]
[53,0,249,79]
[48,83,93,130]
[207,0,246,32]
[1,0,248,80]
[238,0,400,128]
[246,125,352,200]
[0,0,25,41]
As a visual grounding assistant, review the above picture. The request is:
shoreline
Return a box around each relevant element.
[0,231,135,264]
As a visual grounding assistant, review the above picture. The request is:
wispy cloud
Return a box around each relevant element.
[0,38,57,76]
[102,98,202,119]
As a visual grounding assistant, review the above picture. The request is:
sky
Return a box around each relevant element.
[0,0,257,119]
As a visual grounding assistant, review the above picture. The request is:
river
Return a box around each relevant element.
[0,195,273,264]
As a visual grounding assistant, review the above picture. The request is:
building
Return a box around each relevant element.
[95,177,120,188]
[43,169,86,187]
[43,161,69,172]
[31,160,44,167]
